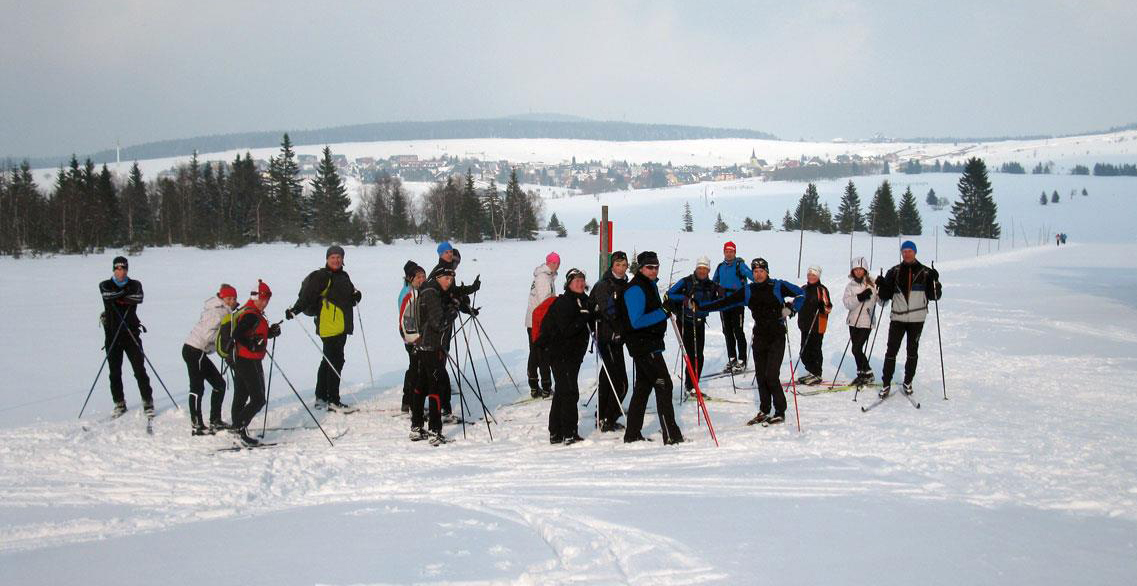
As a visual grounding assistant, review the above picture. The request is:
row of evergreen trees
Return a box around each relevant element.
[0,133,546,257]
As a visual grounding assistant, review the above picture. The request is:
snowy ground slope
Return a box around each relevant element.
[2,217,1137,584]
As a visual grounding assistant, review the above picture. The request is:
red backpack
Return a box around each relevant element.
[530,297,557,343]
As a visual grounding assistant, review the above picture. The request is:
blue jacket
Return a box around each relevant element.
[703,278,805,337]
[666,275,725,321]
[713,258,753,291]
[619,272,668,357]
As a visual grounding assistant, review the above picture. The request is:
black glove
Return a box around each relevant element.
[856,289,872,302]
[470,275,481,293]
[268,323,281,338]
[353,290,362,304]
[662,303,673,318]
[285,308,296,320]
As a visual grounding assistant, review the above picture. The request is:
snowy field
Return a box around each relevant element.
[2,168,1137,583]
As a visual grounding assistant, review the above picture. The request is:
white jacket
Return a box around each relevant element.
[524,263,558,328]
[843,278,877,329]
[185,296,231,353]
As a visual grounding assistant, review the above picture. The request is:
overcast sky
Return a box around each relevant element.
[2,0,1135,157]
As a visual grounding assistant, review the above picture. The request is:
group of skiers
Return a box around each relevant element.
[97,236,941,448]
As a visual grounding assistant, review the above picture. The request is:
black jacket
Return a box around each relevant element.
[414,280,457,352]
[541,291,594,363]
[291,266,357,335]
[589,270,629,342]
[797,282,832,333]
[100,278,144,340]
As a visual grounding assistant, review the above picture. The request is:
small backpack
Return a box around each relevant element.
[530,297,557,344]
[215,309,245,362]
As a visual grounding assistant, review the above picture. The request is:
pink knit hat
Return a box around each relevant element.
[546,252,561,264]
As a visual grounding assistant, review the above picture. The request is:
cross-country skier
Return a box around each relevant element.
[701,258,804,426]
[875,241,942,398]
[589,251,630,432]
[712,241,752,374]
[409,266,458,445]
[524,252,560,398]
[617,251,684,444]
[229,280,280,446]
[182,283,239,435]
[667,256,726,396]
[98,256,154,418]
[842,257,878,386]
[796,265,832,385]
[397,261,426,413]
[538,268,595,444]
[431,242,480,422]
[285,245,361,413]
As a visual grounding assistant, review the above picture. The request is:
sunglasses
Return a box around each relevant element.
[642,264,660,269]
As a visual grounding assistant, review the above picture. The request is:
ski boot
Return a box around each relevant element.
[902,383,914,396]
[529,387,541,399]
[623,433,651,443]
[802,373,823,386]
[313,398,328,410]
[112,402,128,419]
[663,434,685,445]
[722,360,737,374]
[746,412,768,426]
[428,430,449,446]
[731,360,747,374]
[409,426,428,442]
[878,384,891,399]
[327,400,357,414]
[442,412,460,424]
[540,387,553,399]
[208,419,230,434]
[563,433,584,445]
[143,401,155,419]
[763,414,785,426]
[237,427,260,447]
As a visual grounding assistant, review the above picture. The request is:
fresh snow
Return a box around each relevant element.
[2,158,1137,584]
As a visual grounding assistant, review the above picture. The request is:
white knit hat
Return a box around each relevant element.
[852,256,869,271]
[807,265,822,277]
[696,256,711,270]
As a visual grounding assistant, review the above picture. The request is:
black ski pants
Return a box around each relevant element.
[678,318,706,391]
[798,327,824,378]
[597,339,628,425]
[106,328,153,405]
[230,357,265,430]
[401,343,417,410]
[720,307,747,364]
[624,352,683,443]
[526,327,553,392]
[849,326,872,373]
[182,344,226,425]
[882,321,925,386]
[752,328,787,417]
[548,355,584,438]
[412,349,445,434]
[315,334,347,403]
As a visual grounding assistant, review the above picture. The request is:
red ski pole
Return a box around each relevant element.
[669,315,719,446]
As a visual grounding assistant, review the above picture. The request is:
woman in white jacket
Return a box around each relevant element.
[183,284,239,435]
[842,257,878,386]
[525,252,560,398]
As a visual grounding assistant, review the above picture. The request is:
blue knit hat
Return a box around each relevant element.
[901,240,917,253]
[437,241,453,255]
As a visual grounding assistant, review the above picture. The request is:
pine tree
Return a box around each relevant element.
[713,213,728,233]
[1082,188,1088,196]
[834,180,865,233]
[310,146,354,243]
[388,175,410,238]
[95,164,119,248]
[868,180,900,237]
[268,134,305,242]
[1051,190,1059,204]
[366,176,393,244]
[682,201,693,232]
[583,217,599,234]
[946,157,1000,238]
[122,162,151,245]
[548,213,567,237]
[791,183,826,231]
[782,209,793,231]
[482,178,502,239]
[460,169,485,242]
[897,186,923,235]
[1039,192,1048,206]
[926,188,938,207]
[818,203,836,234]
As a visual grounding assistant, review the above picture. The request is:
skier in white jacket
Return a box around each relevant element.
[842,257,878,386]
[525,252,560,397]
[182,284,239,435]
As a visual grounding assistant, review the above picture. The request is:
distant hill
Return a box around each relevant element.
[20,117,778,168]
[897,122,1137,144]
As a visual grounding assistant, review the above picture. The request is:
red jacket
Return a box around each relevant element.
[234,300,269,361]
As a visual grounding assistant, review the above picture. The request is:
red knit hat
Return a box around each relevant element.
[723,241,736,252]
[252,279,272,298]
[217,283,238,299]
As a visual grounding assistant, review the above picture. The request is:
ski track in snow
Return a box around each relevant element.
[3,219,1137,582]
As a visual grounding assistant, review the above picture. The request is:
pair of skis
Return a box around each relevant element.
[860,387,921,412]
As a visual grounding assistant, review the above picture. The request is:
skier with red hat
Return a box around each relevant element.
[229,280,281,446]
[712,241,753,374]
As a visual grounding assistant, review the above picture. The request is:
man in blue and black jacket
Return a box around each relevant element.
[712,241,752,374]
[616,251,684,445]
[667,256,726,395]
[99,256,154,418]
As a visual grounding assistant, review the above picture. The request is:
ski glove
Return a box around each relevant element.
[782,302,796,318]
[856,289,872,302]
[268,323,281,338]
[285,308,296,320]
[470,275,481,293]
[352,290,362,304]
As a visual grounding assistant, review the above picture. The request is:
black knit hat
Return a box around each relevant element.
[751,257,769,271]
[637,251,660,267]
[564,268,586,290]
[403,260,424,281]
[326,245,345,259]
[112,256,128,270]
[429,266,456,281]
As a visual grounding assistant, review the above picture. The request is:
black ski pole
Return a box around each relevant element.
[932,261,947,401]
[792,311,820,376]
[833,291,871,392]
[78,317,127,419]
[459,316,497,430]
[471,316,523,394]
[265,348,334,446]
[112,306,178,411]
[447,355,468,440]
[260,335,277,437]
